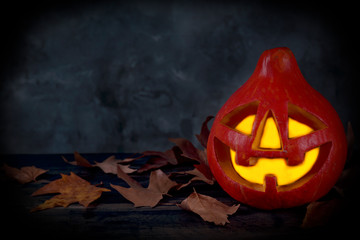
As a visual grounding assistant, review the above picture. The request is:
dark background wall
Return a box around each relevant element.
[0,0,357,154]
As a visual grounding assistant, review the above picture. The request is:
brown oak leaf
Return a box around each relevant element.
[62,152,135,174]
[31,172,110,212]
[111,166,178,207]
[2,164,48,184]
[177,189,240,226]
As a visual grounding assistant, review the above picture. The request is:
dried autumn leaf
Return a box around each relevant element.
[301,199,342,228]
[137,156,170,173]
[178,189,240,226]
[111,166,178,207]
[62,151,93,167]
[193,149,214,182]
[137,116,214,173]
[137,147,188,173]
[169,138,200,162]
[2,164,48,184]
[142,148,178,165]
[169,138,215,184]
[62,152,135,174]
[31,172,110,212]
[94,155,136,174]
[195,115,214,148]
[176,168,215,190]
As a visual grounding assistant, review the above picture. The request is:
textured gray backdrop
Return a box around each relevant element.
[0,1,357,154]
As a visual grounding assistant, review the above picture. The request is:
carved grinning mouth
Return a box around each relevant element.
[230,147,319,186]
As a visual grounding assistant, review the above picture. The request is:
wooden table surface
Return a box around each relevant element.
[0,153,357,240]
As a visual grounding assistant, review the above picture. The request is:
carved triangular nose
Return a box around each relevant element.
[258,112,282,150]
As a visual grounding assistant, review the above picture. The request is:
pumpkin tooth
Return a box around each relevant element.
[248,157,258,166]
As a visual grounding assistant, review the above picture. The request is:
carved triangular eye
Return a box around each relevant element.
[288,118,313,139]
[234,114,255,136]
[288,102,327,139]
[221,101,259,135]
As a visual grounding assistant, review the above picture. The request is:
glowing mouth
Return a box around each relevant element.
[230,147,319,186]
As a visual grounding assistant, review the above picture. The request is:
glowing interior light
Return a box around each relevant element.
[288,117,313,138]
[259,117,281,149]
[230,117,319,186]
[235,115,255,135]
[230,147,319,185]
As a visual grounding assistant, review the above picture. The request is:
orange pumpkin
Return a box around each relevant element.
[207,47,347,209]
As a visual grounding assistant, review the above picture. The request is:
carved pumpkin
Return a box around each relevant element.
[207,47,347,209]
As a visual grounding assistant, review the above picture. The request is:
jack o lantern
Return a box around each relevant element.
[207,47,347,209]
